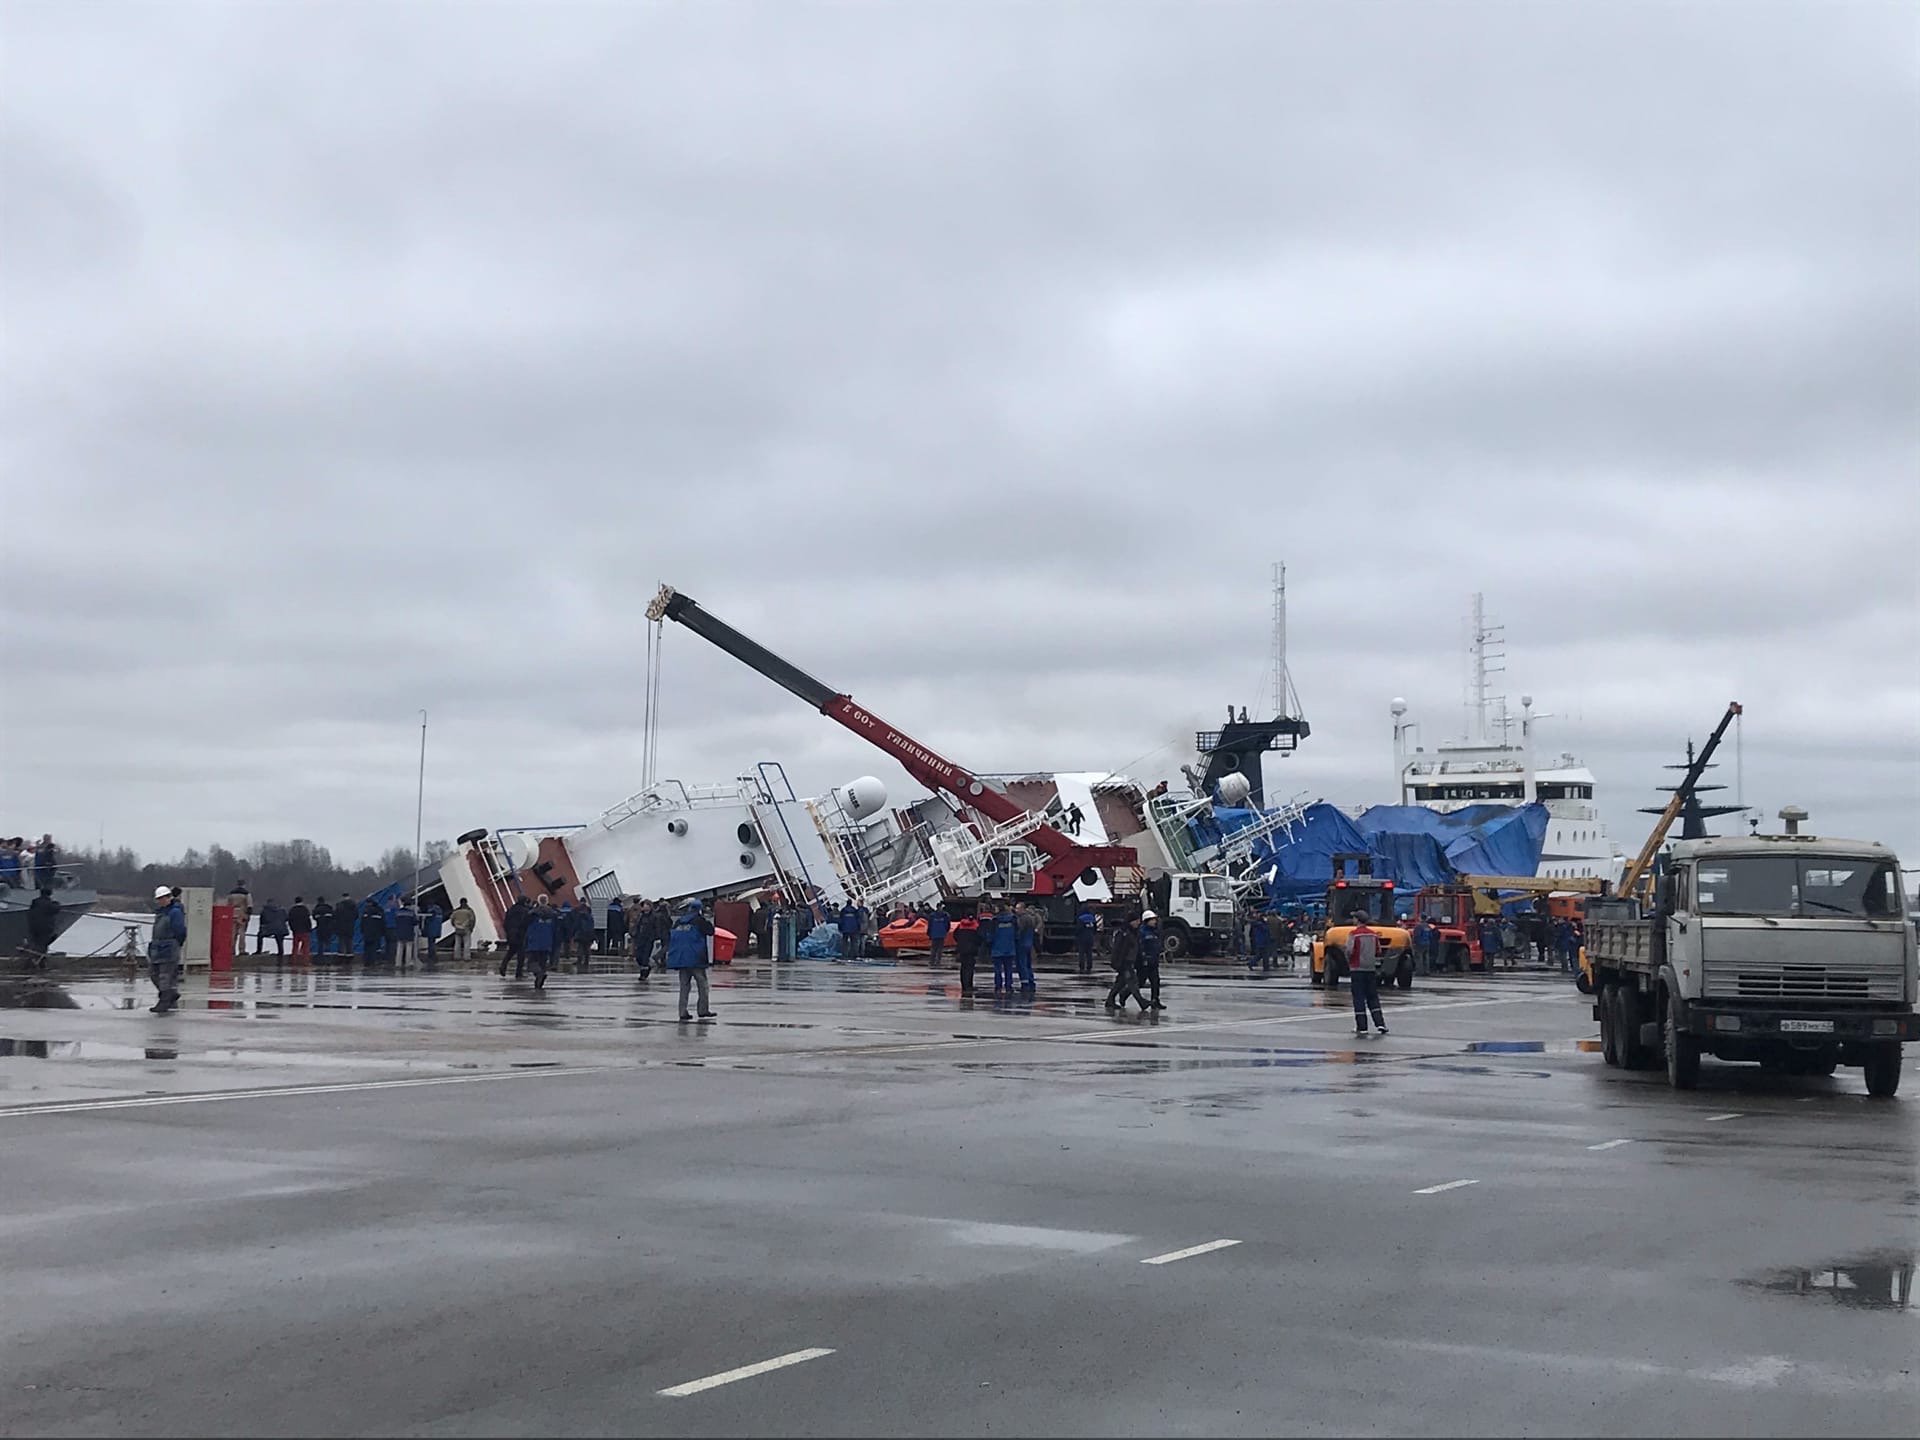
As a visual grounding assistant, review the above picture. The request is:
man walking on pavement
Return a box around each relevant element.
[668,900,717,1021]
[1347,917,1389,1036]
[925,902,949,968]
[450,898,476,963]
[147,885,187,1013]
[1105,913,1148,1012]
[1137,910,1166,1010]
[522,895,558,989]
[500,894,531,977]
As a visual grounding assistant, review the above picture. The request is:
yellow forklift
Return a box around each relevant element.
[1310,852,1415,989]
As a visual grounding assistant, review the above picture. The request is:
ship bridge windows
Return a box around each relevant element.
[1536,783,1593,801]
[1413,782,1526,802]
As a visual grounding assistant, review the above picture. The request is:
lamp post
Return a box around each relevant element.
[413,709,427,911]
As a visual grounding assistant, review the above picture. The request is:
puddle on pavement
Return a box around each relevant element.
[0,1036,453,1070]
[1740,1256,1916,1311]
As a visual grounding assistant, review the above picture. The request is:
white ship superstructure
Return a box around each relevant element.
[1392,595,1620,884]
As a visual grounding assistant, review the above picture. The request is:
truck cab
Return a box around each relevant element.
[1590,834,1916,1095]
[1144,871,1238,957]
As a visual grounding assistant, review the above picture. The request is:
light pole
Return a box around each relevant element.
[414,709,427,910]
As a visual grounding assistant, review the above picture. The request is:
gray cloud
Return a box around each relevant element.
[2,0,1915,873]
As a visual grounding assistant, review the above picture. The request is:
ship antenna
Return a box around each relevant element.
[1271,561,1302,719]
[1467,592,1505,743]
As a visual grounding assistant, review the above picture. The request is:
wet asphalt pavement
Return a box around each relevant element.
[3,953,1915,1437]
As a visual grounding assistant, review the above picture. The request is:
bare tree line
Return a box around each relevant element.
[69,837,456,906]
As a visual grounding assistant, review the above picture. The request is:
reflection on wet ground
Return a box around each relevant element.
[1741,1256,1916,1311]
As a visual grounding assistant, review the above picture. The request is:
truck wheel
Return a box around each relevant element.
[1309,965,1324,987]
[1863,1044,1902,1098]
[1325,948,1345,988]
[1395,956,1414,991]
[1574,968,1594,996]
[1161,925,1190,961]
[1600,988,1620,1067]
[1618,986,1646,1069]
[1663,1000,1700,1090]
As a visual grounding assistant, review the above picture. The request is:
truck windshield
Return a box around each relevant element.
[1694,858,1904,919]
[1202,877,1232,900]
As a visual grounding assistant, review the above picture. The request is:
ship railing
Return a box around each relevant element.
[1,861,91,893]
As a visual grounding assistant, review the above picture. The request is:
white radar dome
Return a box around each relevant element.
[835,776,888,821]
[1216,772,1253,808]
[504,833,541,870]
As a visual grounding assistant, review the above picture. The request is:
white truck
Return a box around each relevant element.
[1587,832,1916,1096]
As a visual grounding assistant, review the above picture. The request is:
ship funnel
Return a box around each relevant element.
[1778,804,1808,836]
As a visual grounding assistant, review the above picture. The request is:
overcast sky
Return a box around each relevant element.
[3,0,1916,875]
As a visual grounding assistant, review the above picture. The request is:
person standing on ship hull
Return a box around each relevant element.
[1346,918,1388,1036]
[147,886,187,1013]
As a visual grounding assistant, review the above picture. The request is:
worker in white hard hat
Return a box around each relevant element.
[1137,909,1167,1011]
[147,885,187,1013]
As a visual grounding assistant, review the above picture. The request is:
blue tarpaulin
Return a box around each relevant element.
[1245,801,1550,907]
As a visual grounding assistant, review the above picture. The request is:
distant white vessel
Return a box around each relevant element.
[1391,595,1620,884]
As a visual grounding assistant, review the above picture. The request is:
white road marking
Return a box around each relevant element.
[1141,1238,1241,1265]
[658,1347,834,1397]
[1705,1112,1744,1122]
[0,1065,614,1119]
[1587,1138,1635,1151]
[1413,1179,1479,1195]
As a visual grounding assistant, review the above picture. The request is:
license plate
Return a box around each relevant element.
[1780,1019,1834,1034]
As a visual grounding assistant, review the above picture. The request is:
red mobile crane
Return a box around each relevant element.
[645,584,1138,898]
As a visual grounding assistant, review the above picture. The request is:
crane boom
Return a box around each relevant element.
[1617,701,1743,900]
[645,584,1137,895]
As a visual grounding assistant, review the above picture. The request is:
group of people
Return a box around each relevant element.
[0,834,59,891]
[1404,909,1586,973]
[496,891,719,1016]
[220,879,478,967]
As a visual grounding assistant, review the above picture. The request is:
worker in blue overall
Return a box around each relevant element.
[986,904,1019,993]
[1075,904,1099,975]
[925,904,950,968]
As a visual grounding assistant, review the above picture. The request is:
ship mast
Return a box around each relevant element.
[1466,592,1505,744]
[1271,562,1302,720]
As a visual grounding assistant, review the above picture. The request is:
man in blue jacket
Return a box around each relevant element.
[1075,905,1098,975]
[925,904,950,968]
[668,900,717,1021]
[1137,911,1166,1010]
[522,895,558,989]
[393,897,419,966]
[359,898,387,966]
[147,885,188,1013]
[605,897,627,959]
[836,902,862,962]
[986,904,1019,993]
[421,903,444,963]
